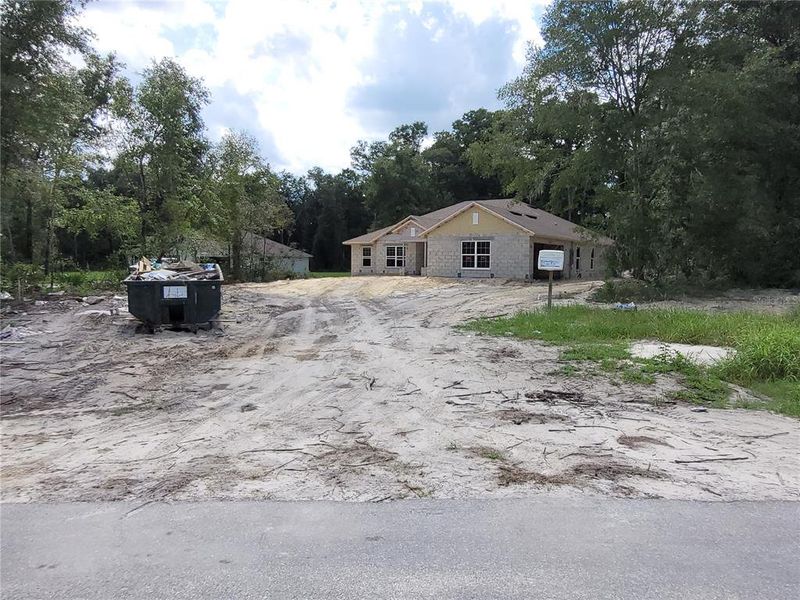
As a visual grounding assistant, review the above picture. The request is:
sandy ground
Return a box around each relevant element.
[1,276,798,503]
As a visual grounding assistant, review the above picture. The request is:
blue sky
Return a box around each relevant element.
[82,0,550,173]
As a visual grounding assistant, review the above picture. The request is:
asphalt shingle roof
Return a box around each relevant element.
[343,199,612,245]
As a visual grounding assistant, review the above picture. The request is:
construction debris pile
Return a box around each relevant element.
[126,257,223,282]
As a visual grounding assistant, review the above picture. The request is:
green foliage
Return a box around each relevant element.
[113,58,211,257]
[54,269,127,294]
[471,0,800,287]
[718,326,800,383]
[464,305,800,416]
[591,278,732,303]
[352,122,447,228]
[207,131,292,279]
[746,381,800,418]
[560,343,630,361]
[0,262,44,293]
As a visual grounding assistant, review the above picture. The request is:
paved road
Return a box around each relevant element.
[2,499,798,599]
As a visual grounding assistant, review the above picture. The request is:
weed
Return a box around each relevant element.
[561,343,630,361]
[472,446,506,461]
[621,368,656,385]
[464,305,800,417]
[590,278,731,303]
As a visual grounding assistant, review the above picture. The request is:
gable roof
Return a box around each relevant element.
[196,233,312,258]
[341,224,395,245]
[342,198,613,246]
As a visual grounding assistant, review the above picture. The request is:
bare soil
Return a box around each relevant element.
[1,276,798,502]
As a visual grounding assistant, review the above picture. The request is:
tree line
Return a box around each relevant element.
[2,0,798,286]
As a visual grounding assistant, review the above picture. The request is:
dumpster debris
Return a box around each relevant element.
[1,325,46,340]
[124,260,224,331]
[127,259,221,282]
[614,302,637,311]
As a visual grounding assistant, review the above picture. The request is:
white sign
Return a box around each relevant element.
[163,285,188,299]
[537,249,565,271]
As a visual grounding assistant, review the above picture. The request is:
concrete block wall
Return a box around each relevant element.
[350,244,376,275]
[427,234,531,279]
[571,242,608,280]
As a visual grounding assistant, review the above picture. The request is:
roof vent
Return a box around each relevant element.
[525,214,538,219]
[509,211,523,217]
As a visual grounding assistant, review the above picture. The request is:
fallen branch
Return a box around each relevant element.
[397,388,421,396]
[574,424,620,432]
[445,390,493,398]
[560,452,613,460]
[238,447,306,454]
[737,432,789,440]
[342,457,392,468]
[674,456,749,464]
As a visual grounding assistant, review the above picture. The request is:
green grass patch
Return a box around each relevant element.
[464,305,800,416]
[744,381,800,417]
[308,271,350,278]
[54,270,127,295]
[621,368,656,385]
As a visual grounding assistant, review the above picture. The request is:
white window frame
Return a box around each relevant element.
[472,211,480,225]
[362,246,372,267]
[386,245,405,268]
[461,240,491,270]
[410,227,416,237]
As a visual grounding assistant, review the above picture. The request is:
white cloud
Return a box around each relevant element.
[443,0,549,63]
[81,0,549,173]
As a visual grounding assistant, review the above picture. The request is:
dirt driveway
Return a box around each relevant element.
[2,276,798,502]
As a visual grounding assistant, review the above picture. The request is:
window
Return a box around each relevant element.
[590,248,595,269]
[362,246,372,267]
[472,212,479,225]
[386,245,405,268]
[410,227,416,237]
[462,240,490,269]
[575,246,581,270]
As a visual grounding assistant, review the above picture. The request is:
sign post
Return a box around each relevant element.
[537,250,565,309]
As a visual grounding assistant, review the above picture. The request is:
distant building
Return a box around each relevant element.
[190,233,312,275]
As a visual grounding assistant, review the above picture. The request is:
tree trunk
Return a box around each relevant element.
[25,195,33,261]
[231,233,242,281]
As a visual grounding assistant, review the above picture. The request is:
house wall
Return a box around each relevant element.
[430,205,523,236]
[426,206,532,279]
[427,233,531,279]
[529,238,608,281]
[273,257,309,274]
[350,244,377,275]
[569,242,608,280]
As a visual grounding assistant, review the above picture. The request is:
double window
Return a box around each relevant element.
[362,246,372,267]
[462,240,490,269]
[386,245,405,268]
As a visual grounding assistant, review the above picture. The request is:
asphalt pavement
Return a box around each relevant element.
[2,498,798,599]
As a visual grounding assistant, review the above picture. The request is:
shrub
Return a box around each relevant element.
[0,263,44,294]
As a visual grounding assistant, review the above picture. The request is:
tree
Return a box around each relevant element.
[112,58,211,257]
[352,122,446,228]
[210,131,292,280]
[0,0,118,267]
